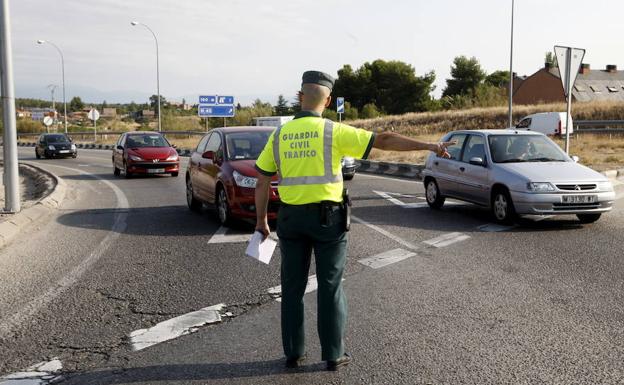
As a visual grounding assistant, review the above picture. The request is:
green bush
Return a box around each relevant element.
[16,118,45,133]
[360,103,381,119]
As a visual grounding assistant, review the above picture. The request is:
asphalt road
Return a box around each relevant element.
[1,147,624,384]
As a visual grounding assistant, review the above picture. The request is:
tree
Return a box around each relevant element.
[485,70,510,88]
[149,94,167,112]
[274,95,290,116]
[360,103,381,119]
[545,51,557,68]
[69,96,84,112]
[332,60,436,115]
[442,56,486,97]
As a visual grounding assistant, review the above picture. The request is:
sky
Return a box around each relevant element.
[8,0,624,106]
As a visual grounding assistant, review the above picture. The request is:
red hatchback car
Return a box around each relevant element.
[112,131,180,178]
[185,126,280,226]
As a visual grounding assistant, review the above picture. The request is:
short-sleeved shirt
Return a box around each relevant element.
[255,111,375,205]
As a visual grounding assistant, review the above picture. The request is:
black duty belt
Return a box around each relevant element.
[281,201,342,210]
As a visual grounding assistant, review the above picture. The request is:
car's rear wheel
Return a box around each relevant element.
[425,179,445,209]
[113,164,120,176]
[186,176,202,212]
[343,173,354,181]
[491,188,516,224]
[216,187,233,227]
[577,213,601,224]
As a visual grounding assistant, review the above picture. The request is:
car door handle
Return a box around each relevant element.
[459,167,465,172]
[434,161,439,166]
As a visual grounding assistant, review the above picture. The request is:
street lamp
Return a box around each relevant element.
[508,0,515,128]
[131,21,161,132]
[37,39,67,133]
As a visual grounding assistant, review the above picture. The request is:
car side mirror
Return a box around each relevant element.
[171,144,177,149]
[571,155,580,163]
[202,150,215,160]
[116,145,124,150]
[469,157,486,166]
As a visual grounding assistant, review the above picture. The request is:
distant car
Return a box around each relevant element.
[112,131,179,178]
[35,133,77,159]
[422,129,615,224]
[186,126,280,226]
[515,112,573,136]
[341,156,356,180]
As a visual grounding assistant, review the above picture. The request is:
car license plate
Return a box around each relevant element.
[59,150,70,153]
[562,195,595,204]
[148,168,165,174]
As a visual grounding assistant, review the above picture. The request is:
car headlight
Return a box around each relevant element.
[597,181,614,191]
[48,145,56,150]
[71,144,76,150]
[233,170,257,188]
[527,182,556,192]
[129,154,143,161]
[166,153,179,161]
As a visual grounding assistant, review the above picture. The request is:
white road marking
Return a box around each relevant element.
[0,164,129,337]
[267,275,319,302]
[358,248,417,269]
[0,358,62,385]
[477,223,515,232]
[423,232,471,248]
[207,226,278,244]
[351,215,419,251]
[373,190,464,209]
[129,304,225,351]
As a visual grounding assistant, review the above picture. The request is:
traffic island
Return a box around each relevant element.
[0,162,66,249]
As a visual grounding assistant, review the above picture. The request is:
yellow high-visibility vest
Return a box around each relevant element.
[255,113,374,205]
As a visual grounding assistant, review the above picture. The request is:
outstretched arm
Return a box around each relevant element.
[372,131,454,158]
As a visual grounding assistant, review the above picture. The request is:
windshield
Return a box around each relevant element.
[488,135,568,163]
[226,131,272,161]
[46,134,70,143]
[126,134,170,148]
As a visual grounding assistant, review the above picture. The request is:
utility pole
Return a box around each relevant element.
[47,84,57,132]
[1,0,21,213]
[508,0,515,128]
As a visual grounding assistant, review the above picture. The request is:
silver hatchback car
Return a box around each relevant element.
[422,130,615,224]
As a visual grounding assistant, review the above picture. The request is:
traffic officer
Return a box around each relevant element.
[254,70,453,371]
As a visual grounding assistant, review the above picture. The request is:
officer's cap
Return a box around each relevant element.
[302,70,335,91]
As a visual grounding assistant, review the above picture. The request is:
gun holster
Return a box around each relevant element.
[342,188,352,232]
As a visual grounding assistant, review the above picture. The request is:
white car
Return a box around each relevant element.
[515,112,573,137]
[423,130,615,224]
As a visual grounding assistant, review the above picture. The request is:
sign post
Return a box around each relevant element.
[43,116,53,133]
[88,108,100,143]
[554,45,585,154]
[336,97,345,123]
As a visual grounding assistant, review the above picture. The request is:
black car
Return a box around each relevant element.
[35,133,77,159]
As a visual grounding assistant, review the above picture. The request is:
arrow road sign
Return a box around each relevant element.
[217,96,234,105]
[199,105,235,118]
[199,95,216,104]
[337,97,345,114]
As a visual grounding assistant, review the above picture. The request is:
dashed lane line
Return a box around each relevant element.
[0,358,63,385]
[477,223,516,232]
[351,215,419,251]
[267,275,319,302]
[423,232,471,248]
[207,226,278,244]
[129,304,225,351]
[358,248,417,269]
[373,190,464,209]
[0,164,129,338]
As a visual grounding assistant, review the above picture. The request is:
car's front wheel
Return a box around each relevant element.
[491,188,516,224]
[171,172,179,177]
[425,179,445,209]
[124,162,132,178]
[186,176,202,212]
[216,187,233,227]
[35,149,41,159]
[577,213,601,224]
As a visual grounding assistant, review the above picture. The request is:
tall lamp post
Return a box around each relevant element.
[508,0,515,128]
[37,39,67,133]
[131,21,161,132]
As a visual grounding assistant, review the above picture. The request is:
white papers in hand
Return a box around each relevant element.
[245,231,277,264]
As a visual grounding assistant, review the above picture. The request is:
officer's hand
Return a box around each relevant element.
[255,222,270,240]
[435,141,456,159]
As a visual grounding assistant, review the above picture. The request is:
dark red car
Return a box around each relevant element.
[112,131,180,178]
[185,126,279,226]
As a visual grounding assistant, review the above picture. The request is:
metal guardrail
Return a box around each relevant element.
[574,120,624,133]
[16,130,207,137]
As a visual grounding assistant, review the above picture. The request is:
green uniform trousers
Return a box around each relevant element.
[276,203,347,361]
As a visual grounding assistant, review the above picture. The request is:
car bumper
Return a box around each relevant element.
[342,165,356,177]
[127,162,179,174]
[510,190,616,215]
[229,185,279,220]
[45,149,77,157]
